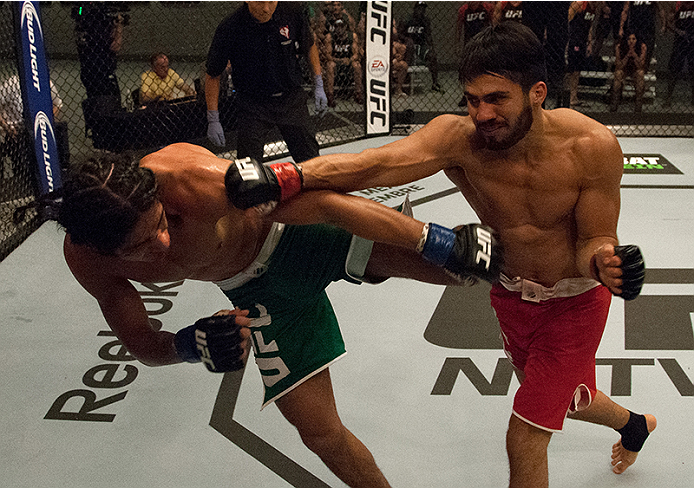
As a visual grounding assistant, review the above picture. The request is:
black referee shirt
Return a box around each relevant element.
[206,3,314,99]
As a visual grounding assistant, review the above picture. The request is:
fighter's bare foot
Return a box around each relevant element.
[611,414,657,474]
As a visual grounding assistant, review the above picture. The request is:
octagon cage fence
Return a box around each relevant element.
[2,1,692,261]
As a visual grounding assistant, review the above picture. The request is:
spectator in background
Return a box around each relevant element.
[140,53,196,104]
[72,3,127,100]
[392,20,409,97]
[323,1,356,35]
[0,75,64,190]
[205,2,327,163]
[592,2,624,70]
[493,1,524,24]
[312,2,356,108]
[664,1,694,107]
[456,2,494,106]
[567,1,599,108]
[404,2,444,93]
[619,1,664,70]
[457,1,494,43]
[523,1,570,108]
[611,30,647,112]
[326,18,364,104]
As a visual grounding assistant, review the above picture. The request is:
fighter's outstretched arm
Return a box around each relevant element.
[262,189,503,284]
[301,114,463,192]
[267,190,423,249]
[63,238,251,370]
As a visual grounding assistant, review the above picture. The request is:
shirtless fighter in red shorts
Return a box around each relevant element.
[225,21,655,488]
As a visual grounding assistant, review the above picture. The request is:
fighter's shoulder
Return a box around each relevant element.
[421,114,474,139]
[550,109,620,159]
[141,143,218,176]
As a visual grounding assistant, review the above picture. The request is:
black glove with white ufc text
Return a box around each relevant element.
[420,223,503,284]
[614,244,645,301]
[174,314,245,372]
[225,157,303,213]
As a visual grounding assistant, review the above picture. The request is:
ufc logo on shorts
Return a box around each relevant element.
[235,158,260,181]
[195,329,216,370]
[250,304,290,388]
[475,227,493,270]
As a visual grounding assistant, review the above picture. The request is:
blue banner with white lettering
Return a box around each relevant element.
[16,1,61,194]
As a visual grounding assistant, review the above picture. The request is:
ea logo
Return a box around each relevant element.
[369,56,388,77]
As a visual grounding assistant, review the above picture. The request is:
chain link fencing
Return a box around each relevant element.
[1,1,693,261]
[1,3,42,261]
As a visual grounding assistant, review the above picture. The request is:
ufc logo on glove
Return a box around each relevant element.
[195,329,216,370]
[235,158,260,181]
[476,227,493,270]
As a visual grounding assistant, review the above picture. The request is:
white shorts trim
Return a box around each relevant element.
[512,410,564,434]
[500,274,600,303]
[512,383,594,433]
[215,223,285,291]
[260,352,347,410]
[569,383,593,414]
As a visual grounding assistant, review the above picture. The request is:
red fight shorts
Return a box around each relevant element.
[490,280,612,432]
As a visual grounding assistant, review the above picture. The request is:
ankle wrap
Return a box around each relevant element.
[616,411,649,452]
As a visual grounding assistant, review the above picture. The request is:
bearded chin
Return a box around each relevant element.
[484,104,533,151]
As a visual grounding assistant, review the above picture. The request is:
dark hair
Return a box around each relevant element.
[150,51,168,66]
[57,153,159,255]
[618,30,643,57]
[459,21,547,92]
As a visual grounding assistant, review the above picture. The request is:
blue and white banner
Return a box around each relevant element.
[365,1,391,136]
[16,1,61,194]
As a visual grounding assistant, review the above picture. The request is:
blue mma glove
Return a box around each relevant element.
[174,314,245,372]
[420,223,503,284]
[614,244,645,301]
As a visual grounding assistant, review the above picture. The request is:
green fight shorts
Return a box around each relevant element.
[216,223,362,408]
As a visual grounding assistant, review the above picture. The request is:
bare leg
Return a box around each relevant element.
[568,389,657,474]
[506,414,552,488]
[276,369,392,488]
[611,71,624,111]
[634,70,645,112]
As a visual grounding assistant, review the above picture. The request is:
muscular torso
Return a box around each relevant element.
[428,111,620,286]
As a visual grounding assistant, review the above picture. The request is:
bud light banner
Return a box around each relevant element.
[365,1,391,136]
[16,1,61,194]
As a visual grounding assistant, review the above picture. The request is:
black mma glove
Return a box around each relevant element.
[225,157,303,213]
[420,223,503,284]
[174,314,246,372]
[614,244,645,301]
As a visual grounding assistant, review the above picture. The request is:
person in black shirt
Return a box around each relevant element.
[205,2,328,165]
[664,1,694,106]
[327,18,364,104]
[567,1,599,108]
[404,2,444,93]
[72,3,126,100]
[522,1,570,108]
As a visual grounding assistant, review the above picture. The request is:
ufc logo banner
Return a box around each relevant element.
[365,1,391,135]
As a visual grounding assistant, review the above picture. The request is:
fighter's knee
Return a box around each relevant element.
[506,415,552,457]
[298,425,348,457]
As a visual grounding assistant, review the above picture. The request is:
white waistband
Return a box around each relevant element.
[500,274,600,302]
[214,223,285,291]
